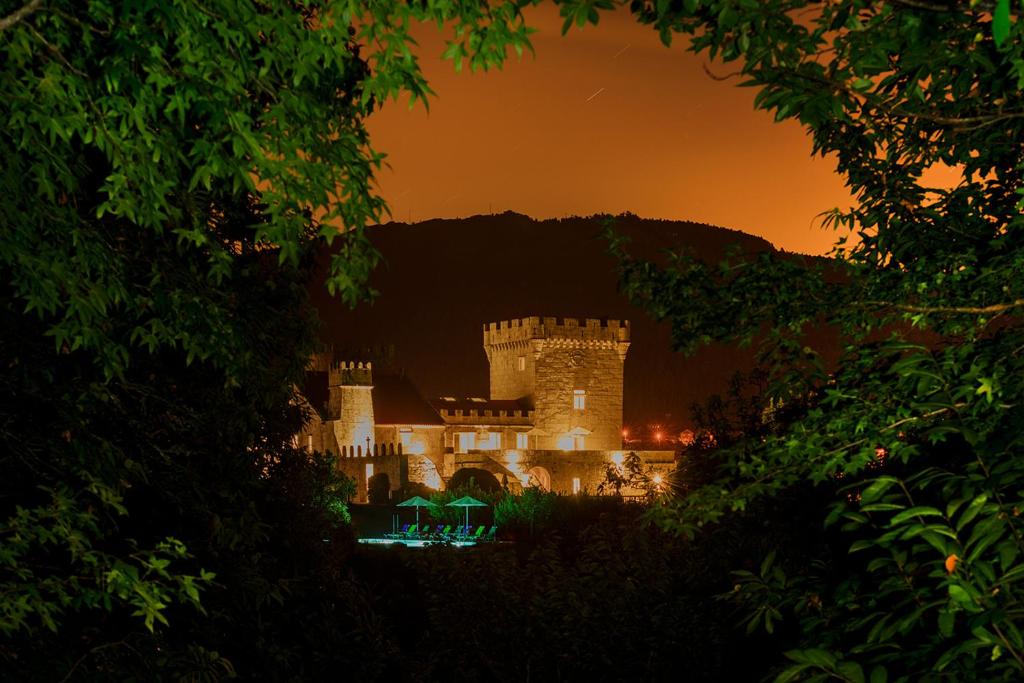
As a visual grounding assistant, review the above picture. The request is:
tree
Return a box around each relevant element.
[563,0,1024,679]
[1,1,538,677]
[367,472,392,505]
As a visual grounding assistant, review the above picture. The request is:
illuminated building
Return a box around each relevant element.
[296,317,674,501]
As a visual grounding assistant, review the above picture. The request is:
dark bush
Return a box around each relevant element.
[367,472,392,505]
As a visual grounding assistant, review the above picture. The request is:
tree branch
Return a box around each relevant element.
[866,299,1024,315]
[0,0,43,33]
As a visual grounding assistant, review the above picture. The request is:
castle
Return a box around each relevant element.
[297,317,675,501]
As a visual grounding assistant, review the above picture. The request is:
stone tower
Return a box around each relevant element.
[483,317,630,450]
[327,361,375,454]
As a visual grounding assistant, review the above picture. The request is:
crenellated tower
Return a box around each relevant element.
[326,361,375,453]
[483,317,630,450]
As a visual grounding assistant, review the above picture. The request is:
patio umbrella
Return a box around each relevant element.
[396,495,436,527]
[446,495,488,529]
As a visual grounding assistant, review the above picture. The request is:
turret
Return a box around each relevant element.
[482,317,629,450]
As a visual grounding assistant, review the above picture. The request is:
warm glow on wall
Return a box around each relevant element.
[420,465,442,490]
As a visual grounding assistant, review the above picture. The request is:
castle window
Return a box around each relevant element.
[457,432,476,453]
[399,427,413,449]
[478,431,501,450]
[307,435,313,452]
[572,477,581,494]
[365,463,374,479]
[516,432,529,449]
[517,355,525,371]
[573,389,586,411]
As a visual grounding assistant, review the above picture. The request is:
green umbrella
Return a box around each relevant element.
[397,495,436,527]
[446,495,488,530]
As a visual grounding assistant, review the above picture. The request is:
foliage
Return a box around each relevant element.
[567,0,1024,679]
[493,486,557,538]
[1,0,538,379]
[428,482,497,527]
[1,0,542,677]
[367,472,392,505]
[598,450,664,499]
[345,494,821,682]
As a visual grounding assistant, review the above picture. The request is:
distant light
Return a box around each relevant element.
[653,474,663,485]
[654,431,663,442]
[622,428,629,438]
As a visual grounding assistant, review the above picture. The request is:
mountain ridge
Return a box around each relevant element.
[310,212,801,433]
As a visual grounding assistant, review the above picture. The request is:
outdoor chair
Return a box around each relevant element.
[386,523,411,539]
[483,526,497,541]
[470,526,485,539]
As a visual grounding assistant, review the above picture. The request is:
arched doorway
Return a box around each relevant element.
[526,466,551,492]
[448,467,502,493]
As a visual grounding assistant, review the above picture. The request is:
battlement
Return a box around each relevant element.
[328,360,373,386]
[482,317,630,347]
[339,441,402,458]
[439,406,534,419]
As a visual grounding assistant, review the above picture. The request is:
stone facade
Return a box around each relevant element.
[483,317,630,451]
[327,362,375,454]
[441,449,675,498]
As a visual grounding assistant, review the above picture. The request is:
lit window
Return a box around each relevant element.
[516,432,529,449]
[457,432,476,452]
[573,389,586,410]
[572,477,581,494]
[306,435,313,452]
[475,431,501,450]
[518,355,526,371]
[575,436,585,450]
[365,463,374,479]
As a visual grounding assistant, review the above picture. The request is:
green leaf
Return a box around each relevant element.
[889,506,943,525]
[993,0,1011,47]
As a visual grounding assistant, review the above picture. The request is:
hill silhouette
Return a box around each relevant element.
[310,212,785,432]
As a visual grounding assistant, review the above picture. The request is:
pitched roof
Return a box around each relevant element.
[302,371,330,420]
[372,374,445,426]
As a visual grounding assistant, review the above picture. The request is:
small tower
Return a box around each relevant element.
[483,317,630,450]
[327,361,375,454]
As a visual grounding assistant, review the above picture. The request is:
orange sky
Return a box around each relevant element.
[365,5,859,256]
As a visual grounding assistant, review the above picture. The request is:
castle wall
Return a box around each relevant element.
[375,424,445,490]
[484,318,540,401]
[443,449,676,496]
[328,362,375,451]
[336,450,405,503]
[533,341,625,451]
[483,318,630,451]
